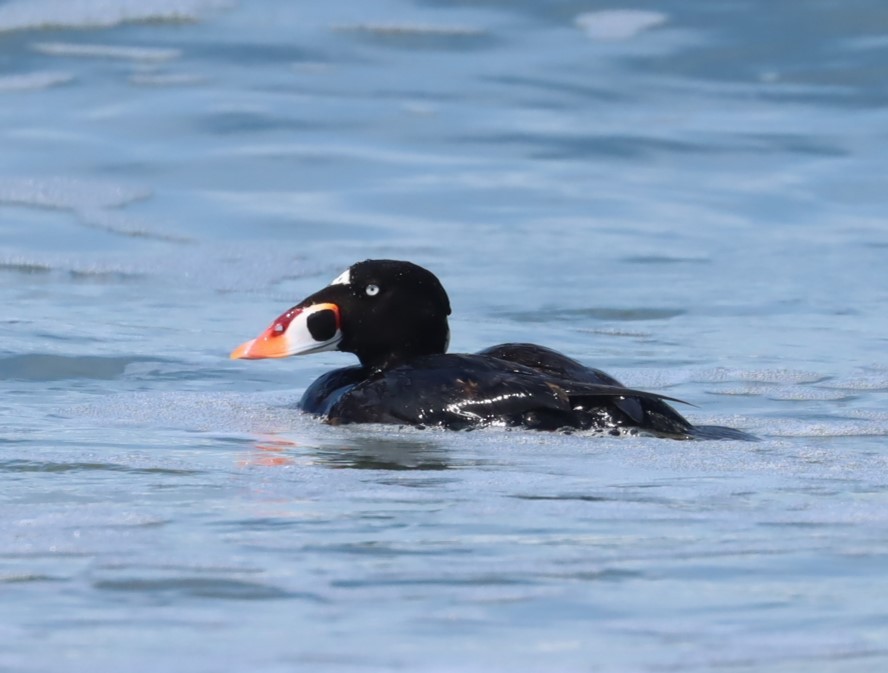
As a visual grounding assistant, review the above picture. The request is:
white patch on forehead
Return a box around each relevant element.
[329,268,351,286]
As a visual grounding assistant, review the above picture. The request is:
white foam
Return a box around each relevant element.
[771,419,888,438]
[33,42,180,61]
[0,177,151,211]
[129,72,204,86]
[823,374,888,391]
[705,385,855,401]
[766,387,858,401]
[585,327,653,338]
[575,10,667,41]
[0,71,74,91]
[692,367,827,385]
[0,242,322,292]
[68,391,309,434]
[0,0,229,33]
[0,253,137,279]
[333,22,485,37]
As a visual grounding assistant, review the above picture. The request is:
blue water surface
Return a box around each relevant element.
[2,1,888,671]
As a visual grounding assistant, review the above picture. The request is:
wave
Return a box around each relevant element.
[0,0,229,34]
[0,354,151,381]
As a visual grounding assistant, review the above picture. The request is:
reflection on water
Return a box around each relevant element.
[314,436,452,471]
[240,434,453,471]
[316,441,451,470]
[238,437,299,468]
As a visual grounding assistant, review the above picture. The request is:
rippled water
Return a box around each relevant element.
[2,1,888,671]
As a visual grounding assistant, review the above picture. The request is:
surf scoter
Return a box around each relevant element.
[231,259,748,439]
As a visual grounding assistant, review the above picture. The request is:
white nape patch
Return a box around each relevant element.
[329,268,351,286]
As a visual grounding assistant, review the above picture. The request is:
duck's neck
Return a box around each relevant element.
[357,345,442,372]
[350,319,450,372]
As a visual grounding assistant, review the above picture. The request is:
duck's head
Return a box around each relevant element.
[231,259,451,370]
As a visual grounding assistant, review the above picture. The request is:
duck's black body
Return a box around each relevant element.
[301,345,695,436]
[232,260,751,440]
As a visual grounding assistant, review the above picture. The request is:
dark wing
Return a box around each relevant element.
[327,353,693,435]
[479,343,694,435]
[478,343,623,385]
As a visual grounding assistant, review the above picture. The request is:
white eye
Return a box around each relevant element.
[365,284,380,297]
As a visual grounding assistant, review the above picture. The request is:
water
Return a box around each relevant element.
[2,0,888,670]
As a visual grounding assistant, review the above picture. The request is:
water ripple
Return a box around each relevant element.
[93,577,308,601]
[0,354,153,381]
[1,459,201,475]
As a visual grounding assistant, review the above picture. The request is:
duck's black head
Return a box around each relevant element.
[231,259,451,370]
